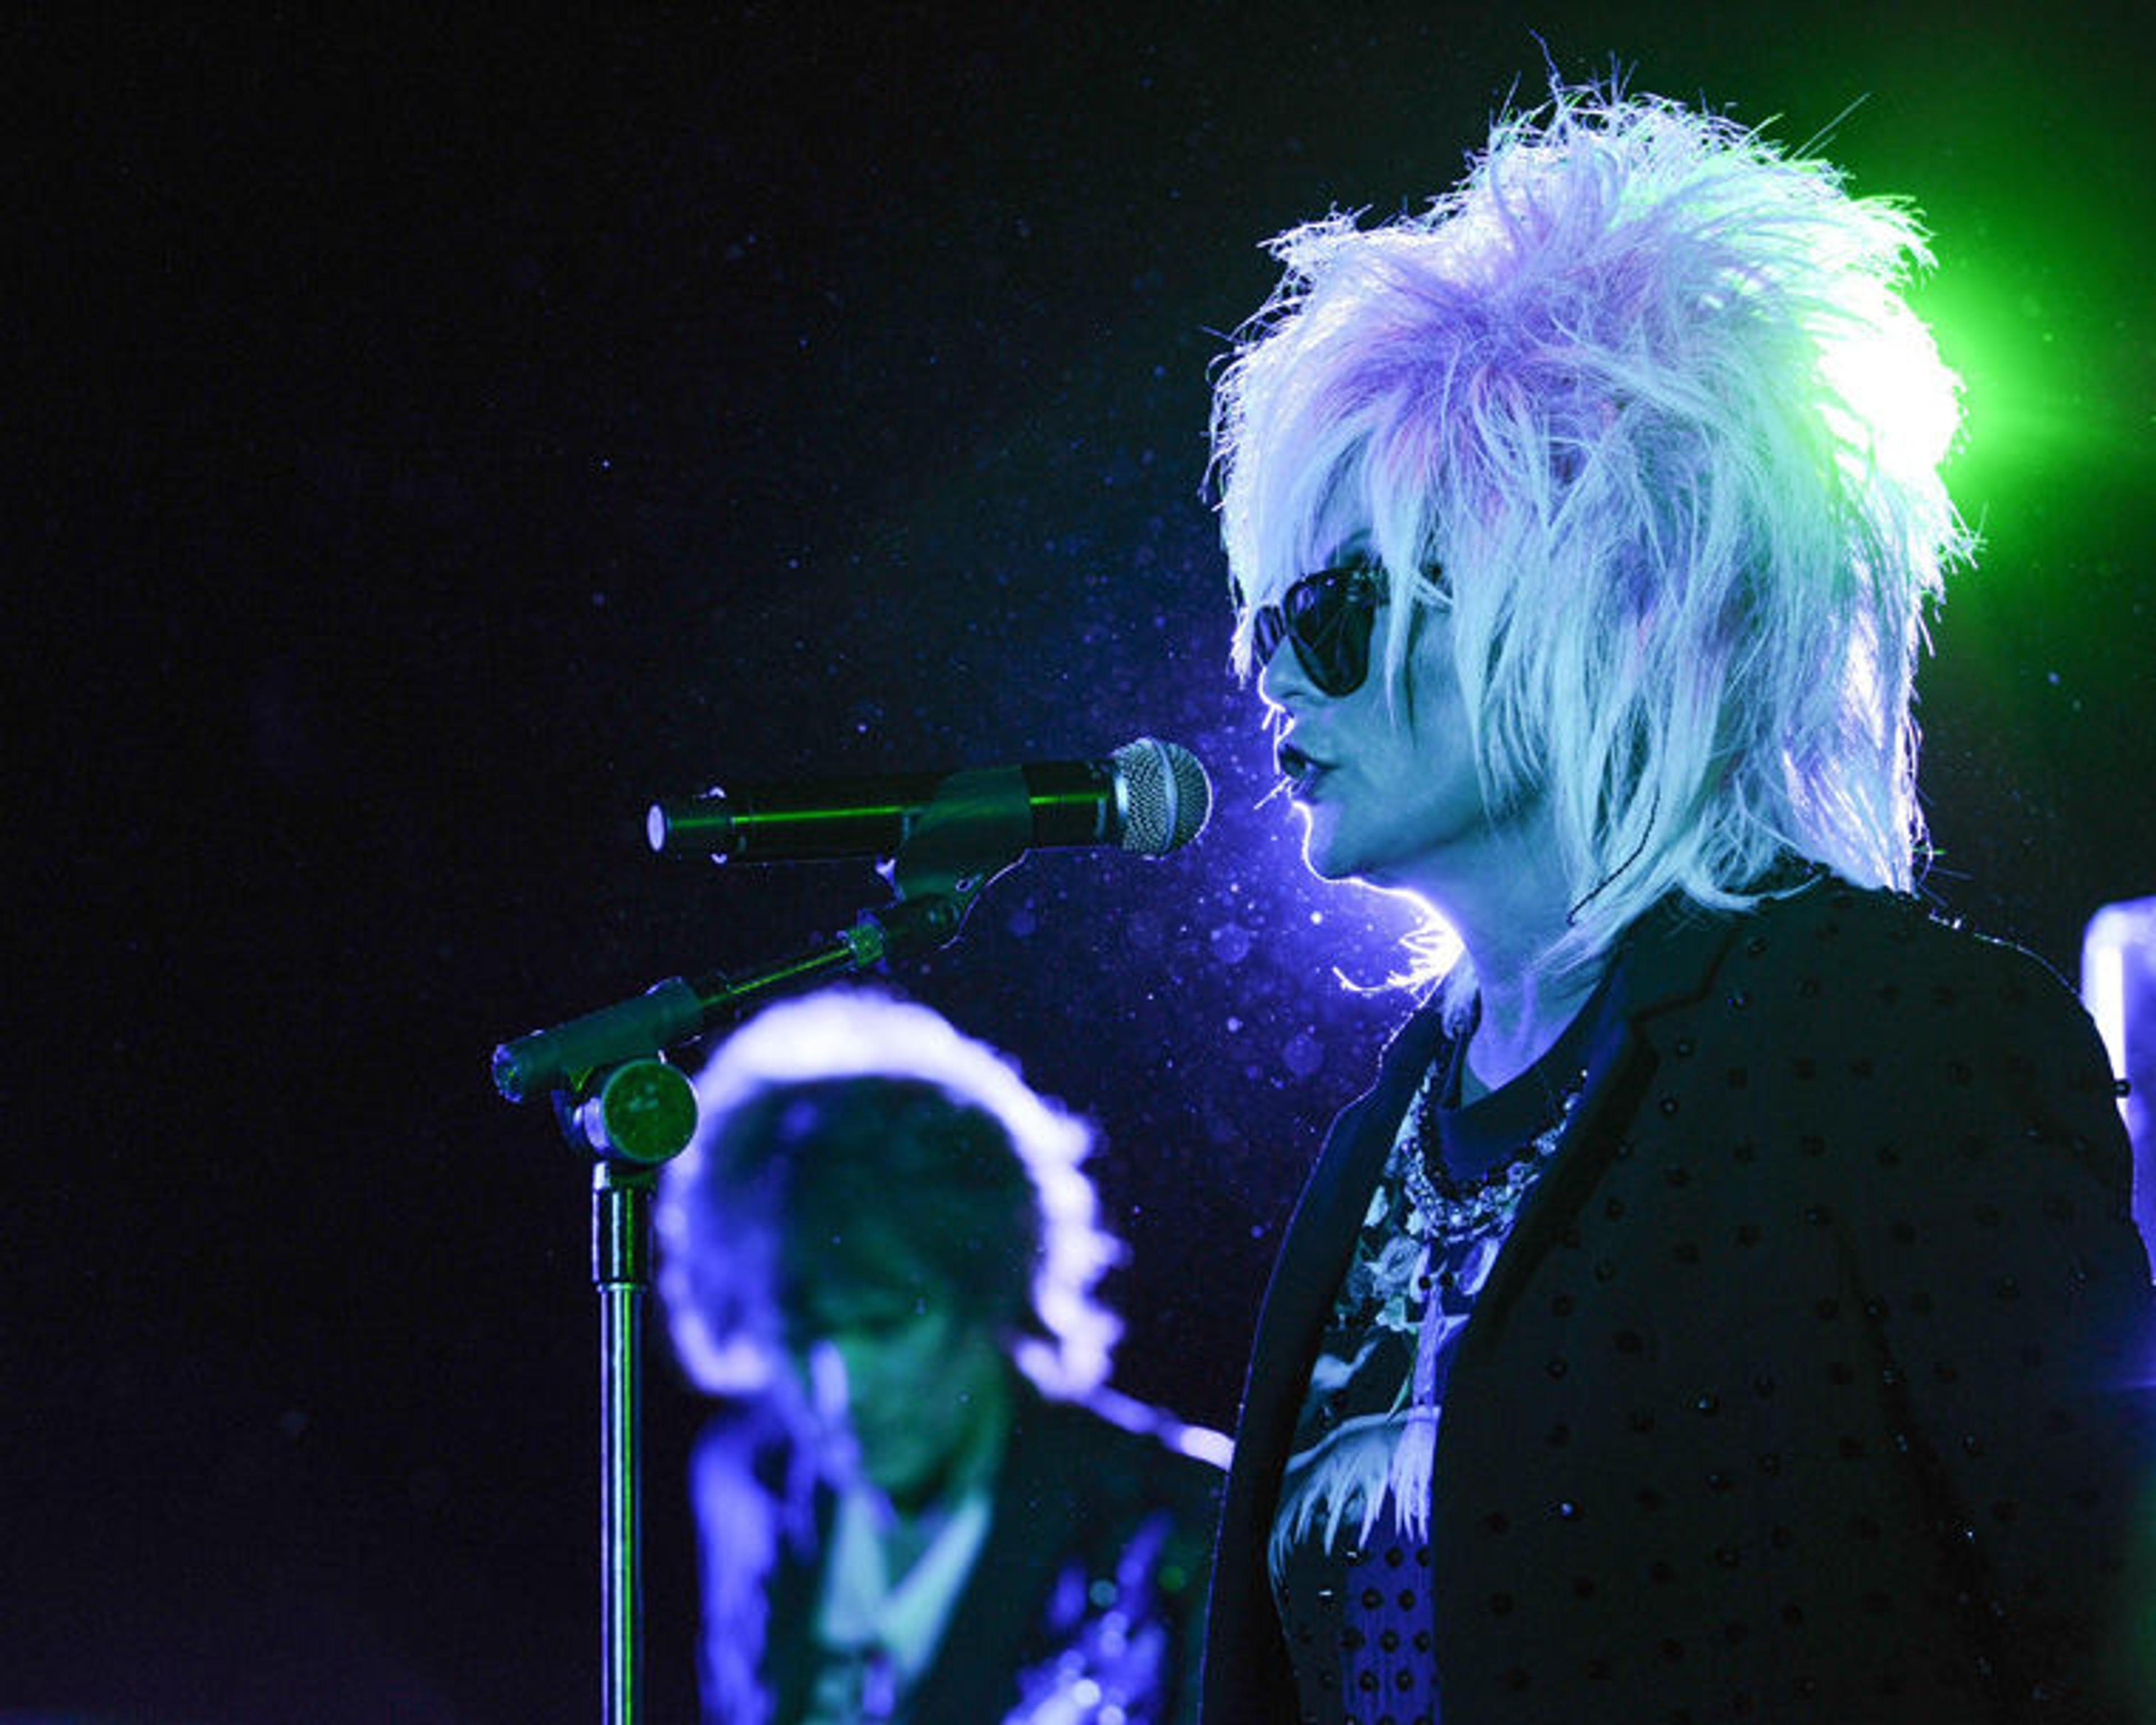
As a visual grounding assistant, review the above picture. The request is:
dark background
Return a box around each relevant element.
[13,6,2152,1720]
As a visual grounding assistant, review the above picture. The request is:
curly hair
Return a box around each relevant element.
[1211,83,1974,991]
[656,987,1125,1402]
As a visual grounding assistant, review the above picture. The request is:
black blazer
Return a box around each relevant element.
[1203,878,2153,1723]
[694,1386,1222,1724]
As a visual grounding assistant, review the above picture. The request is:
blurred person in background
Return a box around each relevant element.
[659,987,1225,1725]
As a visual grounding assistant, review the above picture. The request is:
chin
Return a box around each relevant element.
[1300,841,1351,883]
[1301,822,1376,885]
[866,1458,930,1500]
[1295,809,1350,880]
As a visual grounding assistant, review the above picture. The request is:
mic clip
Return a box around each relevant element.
[490,772,1030,1110]
[879,762,1033,914]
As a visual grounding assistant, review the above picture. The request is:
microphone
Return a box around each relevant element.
[646,737,1211,864]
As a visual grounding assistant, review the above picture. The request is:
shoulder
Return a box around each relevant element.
[1018,1391,1227,1507]
[1010,1393,1226,1611]
[1654,874,2093,1051]
[1624,875,2127,1167]
[1640,876,2131,1193]
[1738,874,2062,981]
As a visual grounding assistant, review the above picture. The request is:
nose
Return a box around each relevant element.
[1257,631,1317,710]
[800,1338,852,1421]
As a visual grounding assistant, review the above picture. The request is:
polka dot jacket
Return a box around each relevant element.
[1202,877,2154,1724]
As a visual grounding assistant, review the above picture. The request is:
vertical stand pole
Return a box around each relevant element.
[593,1160,658,1725]
[488,878,1004,1724]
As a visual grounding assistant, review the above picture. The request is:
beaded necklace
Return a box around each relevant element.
[1396,1052,1586,1247]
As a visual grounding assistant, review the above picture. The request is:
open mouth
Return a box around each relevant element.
[1276,740,1327,798]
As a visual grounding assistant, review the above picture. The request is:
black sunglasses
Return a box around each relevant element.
[1250,562,1388,698]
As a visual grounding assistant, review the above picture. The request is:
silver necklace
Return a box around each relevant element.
[1397,1057,1585,1247]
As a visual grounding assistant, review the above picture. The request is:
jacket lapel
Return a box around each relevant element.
[1448,893,1753,1353]
[1235,1001,1455,1511]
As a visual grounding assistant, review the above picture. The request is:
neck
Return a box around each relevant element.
[1396,808,1599,1093]
[1465,966,1601,1093]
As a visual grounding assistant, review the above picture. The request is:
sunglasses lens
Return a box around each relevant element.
[1298,578,1371,694]
[1262,568,1377,696]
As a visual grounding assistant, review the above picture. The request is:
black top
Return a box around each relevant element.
[1204,877,2154,1723]
[1269,992,1603,1723]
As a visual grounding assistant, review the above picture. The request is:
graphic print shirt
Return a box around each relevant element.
[1269,1006,1596,1725]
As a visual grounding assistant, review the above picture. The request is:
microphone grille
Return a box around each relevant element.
[1111,738,1213,857]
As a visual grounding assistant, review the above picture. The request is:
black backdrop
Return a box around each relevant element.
[15,7,2153,1721]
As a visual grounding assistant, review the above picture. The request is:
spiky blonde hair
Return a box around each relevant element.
[1213,84,1974,989]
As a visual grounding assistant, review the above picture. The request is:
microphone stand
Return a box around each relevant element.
[492,786,1030,1725]
[491,765,1037,1104]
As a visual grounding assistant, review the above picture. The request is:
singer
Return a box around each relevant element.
[1199,84,2153,1722]
[656,988,1225,1724]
